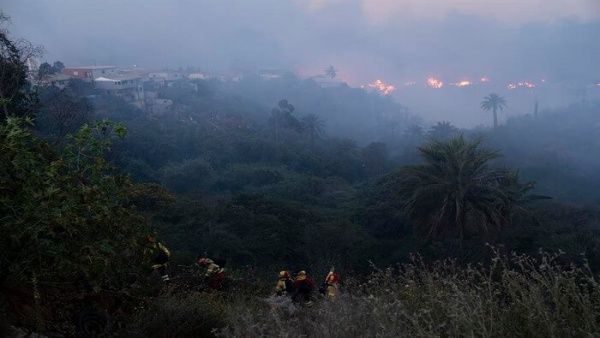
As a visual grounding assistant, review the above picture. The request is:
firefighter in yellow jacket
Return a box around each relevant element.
[321,267,340,300]
[147,235,171,282]
[275,270,295,296]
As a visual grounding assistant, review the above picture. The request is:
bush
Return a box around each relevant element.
[127,292,226,337]
[161,157,214,193]
[0,118,150,290]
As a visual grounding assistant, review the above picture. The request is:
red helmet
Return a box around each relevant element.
[197,257,213,266]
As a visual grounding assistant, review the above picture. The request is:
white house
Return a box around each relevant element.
[94,73,144,101]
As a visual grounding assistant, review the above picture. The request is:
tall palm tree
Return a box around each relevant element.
[324,65,337,79]
[396,135,532,240]
[301,113,325,142]
[481,93,507,129]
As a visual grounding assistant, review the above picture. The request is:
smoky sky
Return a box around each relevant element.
[3,0,600,126]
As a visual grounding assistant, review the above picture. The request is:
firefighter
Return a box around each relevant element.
[197,256,226,290]
[292,270,315,304]
[275,270,295,296]
[147,235,171,282]
[321,267,340,300]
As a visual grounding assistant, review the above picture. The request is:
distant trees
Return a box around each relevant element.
[301,113,325,142]
[481,93,507,129]
[52,60,64,73]
[269,99,302,143]
[37,60,65,79]
[427,121,458,140]
[405,124,424,138]
[37,84,93,143]
[396,135,533,240]
[37,62,54,78]
[0,13,40,120]
[324,65,337,79]
[362,142,389,177]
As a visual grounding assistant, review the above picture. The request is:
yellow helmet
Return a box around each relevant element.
[279,270,290,278]
[296,270,307,281]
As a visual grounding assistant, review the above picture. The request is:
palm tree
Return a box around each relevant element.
[396,135,532,240]
[428,121,458,140]
[481,93,507,129]
[405,124,424,138]
[324,65,337,79]
[301,113,325,142]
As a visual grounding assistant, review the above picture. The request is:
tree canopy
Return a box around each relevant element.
[395,135,532,240]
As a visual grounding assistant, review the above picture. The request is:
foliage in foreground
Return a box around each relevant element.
[0,118,152,333]
[221,250,600,337]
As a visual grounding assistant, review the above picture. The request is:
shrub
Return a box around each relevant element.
[127,292,226,338]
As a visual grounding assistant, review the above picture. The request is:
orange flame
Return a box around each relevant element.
[426,77,443,89]
[452,80,472,87]
[367,79,396,95]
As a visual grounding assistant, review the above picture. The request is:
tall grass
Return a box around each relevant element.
[220,250,600,337]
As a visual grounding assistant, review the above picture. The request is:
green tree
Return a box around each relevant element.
[269,99,301,144]
[0,118,151,292]
[362,142,388,177]
[0,13,39,120]
[396,135,532,240]
[37,62,54,79]
[301,113,325,142]
[52,60,65,73]
[481,93,507,129]
[36,85,93,143]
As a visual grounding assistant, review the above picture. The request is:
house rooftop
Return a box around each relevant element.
[95,73,142,82]
[42,73,73,81]
[65,65,117,70]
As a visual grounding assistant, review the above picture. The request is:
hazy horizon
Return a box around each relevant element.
[4,0,600,126]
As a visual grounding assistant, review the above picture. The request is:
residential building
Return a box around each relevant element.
[38,73,73,89]
[94,73,144,101]
[63,66,117,82]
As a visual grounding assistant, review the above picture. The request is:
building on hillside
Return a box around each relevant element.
[258,69,291,80]
[63,66,117,82]
[147,71,184,87]
[187,72,209,80]
[38,73,73,89]
[94,73,144,101]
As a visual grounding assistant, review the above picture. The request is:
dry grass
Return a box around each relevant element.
[125,292,226,338]
[220,250,600,337]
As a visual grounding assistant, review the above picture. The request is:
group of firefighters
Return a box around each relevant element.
[147,235,341,301]
[275,269,340,302]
